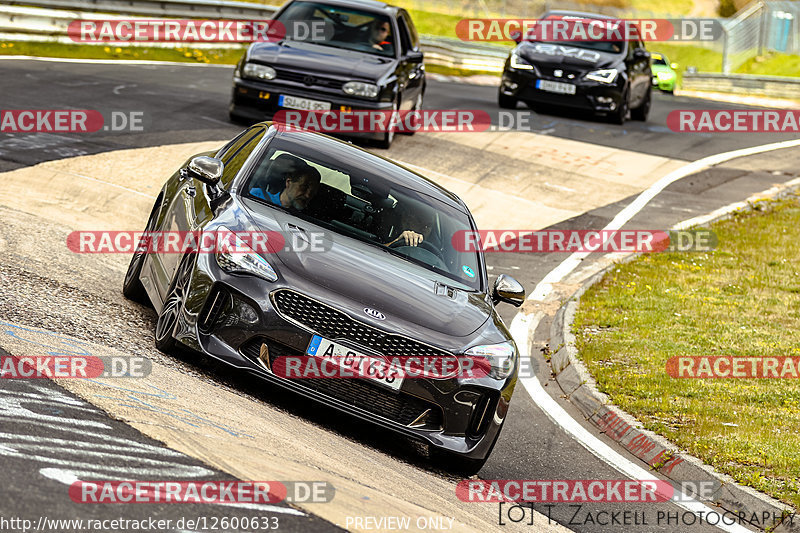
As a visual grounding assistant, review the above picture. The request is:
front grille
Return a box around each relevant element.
[240,338,443,429]
[274,68,344,90]
[271,289,454,361]
[537,66,582,80]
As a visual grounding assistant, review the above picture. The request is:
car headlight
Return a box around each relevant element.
[465,341,516,379]
[215,227,278,282]
[342,81,379,98]
[243,63,276,81]
[585,68,618,84]
[509,51,534,70]
[656,71,674,81]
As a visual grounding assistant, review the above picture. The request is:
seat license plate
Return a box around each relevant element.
[536,80,576,95]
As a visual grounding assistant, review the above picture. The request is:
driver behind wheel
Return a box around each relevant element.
[385,207,434,247]
[367,18,392,52]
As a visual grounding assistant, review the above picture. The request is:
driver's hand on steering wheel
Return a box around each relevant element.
[388,230,423,247]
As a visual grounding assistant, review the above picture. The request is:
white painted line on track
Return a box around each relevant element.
[0,55,233,67]
[526,138,800,302]
[511,138,800,533]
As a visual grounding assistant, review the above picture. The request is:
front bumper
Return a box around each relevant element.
[230,77,394,142]
[652,74,676,92]
[500,66,625,113]
[173,252,514,460]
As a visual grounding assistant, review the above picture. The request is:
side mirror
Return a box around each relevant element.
[187,156,223,186]
[492,274,525,307]
[510,30,523,43]
[670,62,679,69]
[633,48,650,60]
[406,49,423,63]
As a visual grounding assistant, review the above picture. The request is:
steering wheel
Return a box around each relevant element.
[390,240,447,268]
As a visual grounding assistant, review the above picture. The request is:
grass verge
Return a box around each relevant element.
[573,194,800,510]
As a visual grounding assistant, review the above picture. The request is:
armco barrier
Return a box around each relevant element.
[0,4,509,71]
[683,72,800,100]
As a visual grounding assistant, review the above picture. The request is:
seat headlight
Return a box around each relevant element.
[342,81,379,98]
[585,68,618,84]
[509,51,534,70]
[656,71,673,81]
[243,63,277,80]
[465,341,516,379]
[215,227,278,282]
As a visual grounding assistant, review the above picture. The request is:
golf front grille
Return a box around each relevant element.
[239,337,443,430]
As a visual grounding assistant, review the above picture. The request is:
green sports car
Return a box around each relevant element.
[651,52,677,94]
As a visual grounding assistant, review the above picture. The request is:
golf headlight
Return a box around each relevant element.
[243,63,276,80]
[656,71,673,81]
[342,81,379,98]
[509,51,533,70]
[215,227,278,282]
[465,341,516,379]
[585,68,618,84]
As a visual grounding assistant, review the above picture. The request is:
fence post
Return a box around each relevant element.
[722,25,730,73]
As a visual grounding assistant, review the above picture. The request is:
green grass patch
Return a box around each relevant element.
[574,195,800,510]
[0,41,244,64]
[736,51,800,78]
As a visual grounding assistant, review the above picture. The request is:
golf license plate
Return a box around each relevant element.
[306,335,403,391]
[536,80,576,95]
[278,95,331,111]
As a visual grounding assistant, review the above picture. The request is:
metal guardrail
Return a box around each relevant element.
[683,71,800,99]
[0,3,509,71]
[3,0,278,19]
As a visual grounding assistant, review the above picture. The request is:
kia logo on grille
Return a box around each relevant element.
[364,308,385,320]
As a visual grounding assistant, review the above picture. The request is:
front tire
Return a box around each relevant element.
[609,88,629,125]
[123,197,160,305]
[400,92,423,136]
[154,254,194,353]
[631,87,651,121]
[377,99,398,149]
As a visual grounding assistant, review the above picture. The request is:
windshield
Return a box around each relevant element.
[275,1,396,58]
[242,136,482,291]
[529,15,624,53]
[652,55,668,65]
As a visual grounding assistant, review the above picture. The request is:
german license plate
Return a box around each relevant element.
[278,95,331,111]
[536,80,576,95]
[306,335,403,391]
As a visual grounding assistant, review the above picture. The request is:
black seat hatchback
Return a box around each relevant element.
[498,10,652,125]
[230,0,425,148]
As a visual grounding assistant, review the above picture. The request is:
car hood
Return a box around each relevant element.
[518,42,619,70]
[241,201,493,339]
[248,41,396,81]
